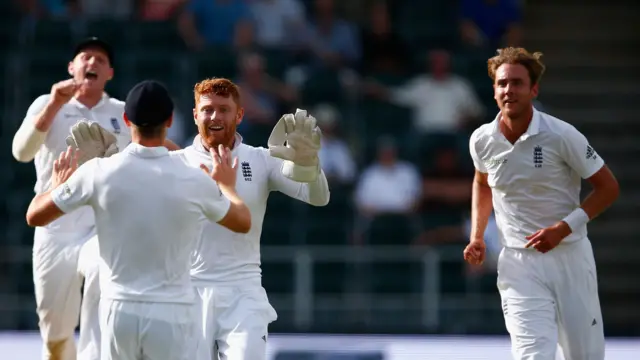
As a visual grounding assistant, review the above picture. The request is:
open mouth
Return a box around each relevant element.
[84,70,98,81]
[208,125,224,132]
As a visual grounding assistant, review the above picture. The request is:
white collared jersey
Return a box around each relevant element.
[24,94,132,235]
[50,143,231,303]
[171,135,330,284]
[469,108,605,249]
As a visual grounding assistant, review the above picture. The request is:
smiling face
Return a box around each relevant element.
[493,63,538,119]
[193,78,244,149]
[68,48,113,94]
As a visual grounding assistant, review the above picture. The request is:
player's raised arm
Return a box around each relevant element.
[464,132,493,265]
[200,144,252,233]
[26,146,95,226]
[266,109,330,206]
[560,126,619,228]
[12,80,81,162]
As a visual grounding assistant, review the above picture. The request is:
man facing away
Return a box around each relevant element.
[25,80,252,360]
[171,77,330,360]
[464,47,620,360]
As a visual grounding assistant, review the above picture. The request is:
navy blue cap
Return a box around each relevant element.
[74,37,114,65]
[125,80,174,128]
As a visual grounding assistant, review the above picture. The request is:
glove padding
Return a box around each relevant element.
[65,120,119,165]
[268,108,322,183]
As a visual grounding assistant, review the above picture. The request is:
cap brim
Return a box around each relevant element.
[74,38,114,65]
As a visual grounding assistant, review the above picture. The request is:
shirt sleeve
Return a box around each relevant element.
[51,158,98,213]
[197,174,232,222]
[469,129,488,173]
[560,125,605,179]
[12,95,51,162]
[266,150,330,206]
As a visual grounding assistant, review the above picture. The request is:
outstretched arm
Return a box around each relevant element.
[268,155,330,206]
[27,148,95,227]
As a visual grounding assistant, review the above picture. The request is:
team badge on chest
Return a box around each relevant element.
[241,161,252,181]
[110,117,121,134]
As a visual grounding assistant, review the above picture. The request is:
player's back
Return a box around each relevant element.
[91,144,218,304]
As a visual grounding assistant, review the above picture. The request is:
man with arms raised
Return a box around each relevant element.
[25,80,251,360]
[464,47,619,359]
[173,77,330,360]
[13,37,181,360]
[13,37,122,360]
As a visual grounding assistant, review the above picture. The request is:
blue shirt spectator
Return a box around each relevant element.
[186,0,251,46]
[460,0,522,47]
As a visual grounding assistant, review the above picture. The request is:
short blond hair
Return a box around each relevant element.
[487,47,546,86]
[193,78,241,106]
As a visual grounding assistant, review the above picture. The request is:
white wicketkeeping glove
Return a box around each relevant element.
[65,120,119,165]
[268,108,322,183]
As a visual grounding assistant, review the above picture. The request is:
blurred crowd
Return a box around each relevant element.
[12,0,527,280]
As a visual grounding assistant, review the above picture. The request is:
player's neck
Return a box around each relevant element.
[500,106,534,144]
[74,90,103,109]
[201,136,236,152]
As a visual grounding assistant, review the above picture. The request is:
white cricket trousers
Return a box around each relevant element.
[33,227,101,360]
[193,280,278,360]
[498,239,605,360]
[99,300,196,360]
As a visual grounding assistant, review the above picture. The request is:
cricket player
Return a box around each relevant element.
[464,47,620,360]
[25,80,252,360]
[171,78,330,360]
[12,37,181,360]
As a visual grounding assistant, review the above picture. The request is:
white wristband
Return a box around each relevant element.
[562,208,589,233]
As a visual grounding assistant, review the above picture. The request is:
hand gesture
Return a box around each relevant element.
[463,238,486,265]
[200,144,239,190]
[51,79,81,105]
[65,120,119,165]
[269,109,322,167]
[52,146,79,189]
[525,222,571,253]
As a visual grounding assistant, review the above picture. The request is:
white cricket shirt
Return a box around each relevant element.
[50,143,231,303]
[172,134,330,285]
[21,94,132,237]
[469,108,605,249]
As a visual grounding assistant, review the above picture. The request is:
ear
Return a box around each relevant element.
[166,114,174,128]
[236,107,244,125]
[193,108,197,125]
[123,113,132,127]
[68,61,74,77]
[531,83,539,98]
[493,83,499,100]
[107,67,114,81]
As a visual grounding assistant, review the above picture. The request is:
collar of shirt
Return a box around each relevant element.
[69,93,110,110]
[490,106,541,141]
[192,133,244,155]
[122,143,169,158]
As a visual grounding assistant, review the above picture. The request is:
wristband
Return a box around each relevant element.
[562,208,589,233]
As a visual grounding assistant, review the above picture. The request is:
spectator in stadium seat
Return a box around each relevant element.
[313,103,357,186]
[139,0,186,20]
[363,49,484,142]
[284,0,360,88]
[235,52,298,145]
[459,0,523,48]
[233,18,260,55]
[248,0,306,50]
[354,136,421,217]
[414,146,473,246]
[177,0,251,51]
[359,0,409,76]
[75,0,134,18]
[16,0,72,18]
